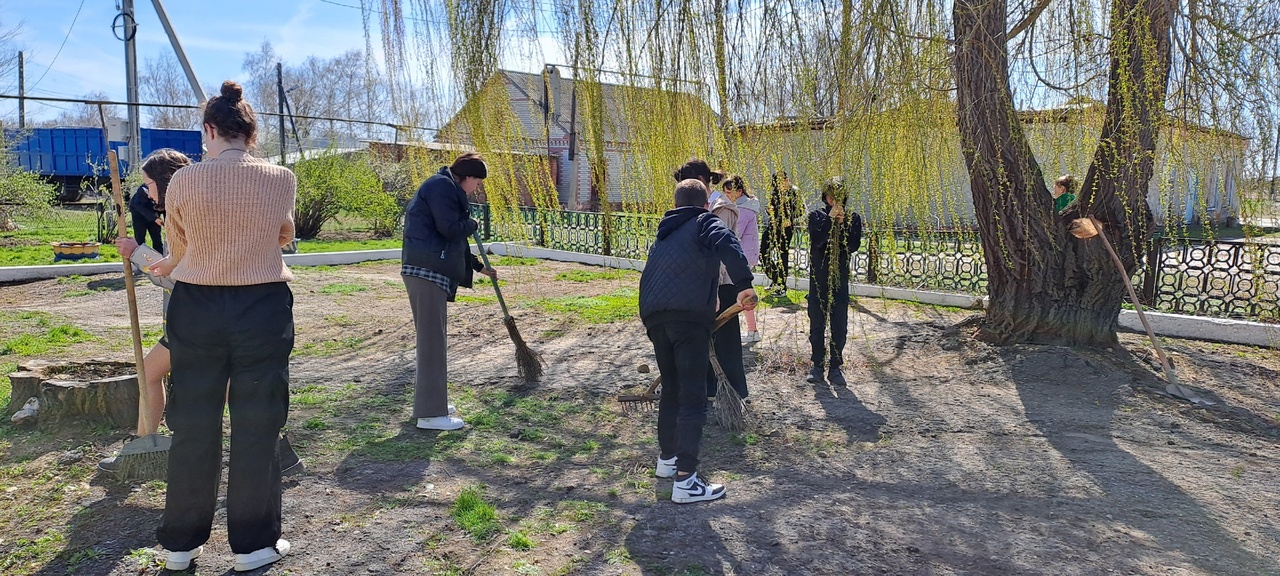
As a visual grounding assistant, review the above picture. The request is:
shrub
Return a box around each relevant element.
[293,150,381,239]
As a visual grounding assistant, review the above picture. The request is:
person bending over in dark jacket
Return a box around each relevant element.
[805,177,862,387]
[401,152,497,431]
[639,178,757,504]
[130,182,164,250]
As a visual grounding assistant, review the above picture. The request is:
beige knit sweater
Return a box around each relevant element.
[166,155,296,286]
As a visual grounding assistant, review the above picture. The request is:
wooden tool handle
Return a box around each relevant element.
[108,151,152,434]
[471,230,512,319]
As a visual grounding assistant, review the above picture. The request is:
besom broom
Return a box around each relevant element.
[472,231,544,383]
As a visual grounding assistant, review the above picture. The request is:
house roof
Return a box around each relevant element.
[438,69,717,144]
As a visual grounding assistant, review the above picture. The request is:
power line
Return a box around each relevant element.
[29,0,88,92]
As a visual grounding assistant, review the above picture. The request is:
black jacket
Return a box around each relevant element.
[402,167,483,298]
[807,204,862,284]
[129,185,161,223]
[639,206,754,329]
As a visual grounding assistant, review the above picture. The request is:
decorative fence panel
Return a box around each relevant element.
[470,203,1279,323]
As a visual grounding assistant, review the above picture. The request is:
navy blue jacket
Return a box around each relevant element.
[807,204,863,284]
[402,167,483,293]
[129,185,161,222]
[639,206,754,329]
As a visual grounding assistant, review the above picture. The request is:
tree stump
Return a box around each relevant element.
[4,360,139,429]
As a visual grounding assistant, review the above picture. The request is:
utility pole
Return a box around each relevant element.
[277,63,286,165]
[121,0,142,169]
[17,51,24,130]
[150,0,206,103]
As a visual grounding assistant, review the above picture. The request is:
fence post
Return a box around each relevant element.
[601,210,612,256]
[1141,233,1161,305]
[483,203,492,241]
[866,230,880,284]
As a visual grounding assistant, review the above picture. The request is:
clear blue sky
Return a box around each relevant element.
[0,0,408,122]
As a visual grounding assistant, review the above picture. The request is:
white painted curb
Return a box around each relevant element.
[3,243,1276,348]
[1118,310,1279,348]
[0,262,122,283]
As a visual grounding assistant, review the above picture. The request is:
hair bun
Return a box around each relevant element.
[220,81,244,101]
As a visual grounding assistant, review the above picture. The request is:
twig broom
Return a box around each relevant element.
[106,147,170,481]
[472,231,543,383]
[618,296,756,435]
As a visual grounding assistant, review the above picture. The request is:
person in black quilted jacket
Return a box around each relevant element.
[639,178,757,504]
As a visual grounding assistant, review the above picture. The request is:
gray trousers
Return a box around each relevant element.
[404,275,449,418]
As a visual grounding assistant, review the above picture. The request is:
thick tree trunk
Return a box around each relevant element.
[953,0,1173,346]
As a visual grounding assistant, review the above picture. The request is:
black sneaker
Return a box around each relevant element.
[672,472,726,504]
[827,366,847,387]
[806,366,825,384]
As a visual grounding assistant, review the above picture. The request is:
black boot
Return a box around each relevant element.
[278,434,305,476]
[806,365,825,384]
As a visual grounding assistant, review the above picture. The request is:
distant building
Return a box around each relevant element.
[436,68,718,210]
[730,102,1248,227]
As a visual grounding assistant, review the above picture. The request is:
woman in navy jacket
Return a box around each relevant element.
[401,153,496,430]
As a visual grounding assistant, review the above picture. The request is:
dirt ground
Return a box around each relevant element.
[1,257,1278,576]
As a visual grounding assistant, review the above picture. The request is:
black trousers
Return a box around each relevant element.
[706,284,748,399]
[157,282,294,554]
[763,225,794,288]
[649,320,711,474]
[132,209,163,250]
[807,277,849,368]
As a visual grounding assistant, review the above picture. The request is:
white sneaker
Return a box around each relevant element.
[234,539,290,572]
[448,404,457,415]
[741,331,761,344]
[165,545,203,571]
[672,472,726,504]
[417,416,465,430]
[655,456,677,479]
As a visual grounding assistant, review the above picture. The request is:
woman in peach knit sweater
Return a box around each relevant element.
[150,81,295,573]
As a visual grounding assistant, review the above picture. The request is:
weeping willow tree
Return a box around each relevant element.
[363,0,1279,345]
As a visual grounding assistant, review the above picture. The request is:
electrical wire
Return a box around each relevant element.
[28,0,89,92]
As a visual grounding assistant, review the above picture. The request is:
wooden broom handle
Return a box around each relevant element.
[108,150,153,434]
[1090,217,1178,385]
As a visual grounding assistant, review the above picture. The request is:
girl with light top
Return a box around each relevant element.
[149,81,296,573]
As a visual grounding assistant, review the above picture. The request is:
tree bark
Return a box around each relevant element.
[953,0,1173,346]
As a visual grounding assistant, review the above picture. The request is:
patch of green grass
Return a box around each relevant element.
[513,559,542,576]
[451,485,501,542]
[474,276,507,287]
[0,361,15,409]
[507,530,535,550]
[530,288,638,324]
[66,547,103,572]
[0,324,95,356]
[455,294,497,304]
[320,283,369,295]
[731,432,760,446]
[126,547,163,570]
[296,238,402,253]
[560,500,607,523]
[495,256,539,266]
[555,269,634,282]
[540,329,565,339]
[605,548,631,565]
[303,416,329,431]
[293,336,366,357]
[758,289,809,308]
[1,529,66,573]
[324,314,357,326]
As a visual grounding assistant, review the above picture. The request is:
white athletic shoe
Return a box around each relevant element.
[672,472,726,504]
[741,331,761,344]
[234,539,290,572]
[165,546,203,571]
[417,416,465,431]
[655,456,677,479]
